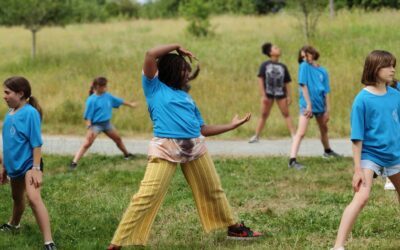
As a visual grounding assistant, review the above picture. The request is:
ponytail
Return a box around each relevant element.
[89,83,95,96]
[28,96,43,120]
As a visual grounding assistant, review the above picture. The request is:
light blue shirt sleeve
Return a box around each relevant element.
[84,98,94,121]
[26,109,43,148]
[194,105,205,126]
[323,70,331,94]
[350,97,365,141]
[142,73,161,98]
[110,94,124,108]
[298,62,308,86]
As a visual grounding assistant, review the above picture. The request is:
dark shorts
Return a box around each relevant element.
[90,121,114,134]
[11,158,44,181]
[266,94,287,100]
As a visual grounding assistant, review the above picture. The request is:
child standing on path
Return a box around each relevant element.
[288,46,340,170]
[249,42,295,143]
[107,44,261,249]
[332,50,400,250]
[0,77,57,250]
[70,77,137,170]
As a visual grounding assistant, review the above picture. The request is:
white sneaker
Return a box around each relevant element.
[384,180,396,190]
[330,247,345,250]
[248,135,259,143]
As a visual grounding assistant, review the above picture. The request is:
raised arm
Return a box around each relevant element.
[201,113,251,137]
[143,44,195,79]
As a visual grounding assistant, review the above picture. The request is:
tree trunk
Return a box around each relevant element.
[31,29,37,59]
[329,0,335,18]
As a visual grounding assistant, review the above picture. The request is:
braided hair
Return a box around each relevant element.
[157,53,189,90]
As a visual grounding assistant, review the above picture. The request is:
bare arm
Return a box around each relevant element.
[30,147,43,188]
[352,140,365,192]
[85,120,91,128]
[285,82,292,104]
[258,77,266,97]
[0,157,7,185]
[325,94,330,112]
[300,84,312,118]
[201,113,251,137]
[143,44,195,79]
[123,101,138,109]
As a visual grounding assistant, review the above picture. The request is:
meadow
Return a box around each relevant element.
[0,155,399,249]
[1,10,400,138]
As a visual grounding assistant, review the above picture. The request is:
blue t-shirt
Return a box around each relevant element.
[2,104,43,179]
[84,92,124,123]
[298,62,330,113]
[142,74,205,139]
[351,87,400,167]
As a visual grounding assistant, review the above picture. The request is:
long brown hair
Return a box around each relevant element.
[361,50,396,86]
[89,76,108,95]
[4,76,43,119]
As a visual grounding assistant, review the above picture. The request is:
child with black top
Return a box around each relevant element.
[249,42,295,143]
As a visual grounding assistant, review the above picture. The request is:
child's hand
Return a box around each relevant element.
[0,167,8,185]
[286,97,292,105]
[28,169,43,188]
[352,169,366,192]
[304,104,313,118]
[129,102,139,108]
[177,47,196,60]
[231,113,251,129]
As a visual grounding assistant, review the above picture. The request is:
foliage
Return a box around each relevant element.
[180,0,212,37]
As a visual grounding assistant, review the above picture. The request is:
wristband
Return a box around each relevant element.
[32,164,41,171]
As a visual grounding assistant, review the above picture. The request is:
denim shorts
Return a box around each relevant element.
[361,159,400,178]
[90,121,114,134]
[299,107,325,118]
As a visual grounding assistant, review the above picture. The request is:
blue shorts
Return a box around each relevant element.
[90,121,114,134]
[361,160,400,178]
[300,107,325,118]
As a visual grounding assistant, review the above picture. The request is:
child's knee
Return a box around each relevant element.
[27,194,42,208]
[354,193,370,208]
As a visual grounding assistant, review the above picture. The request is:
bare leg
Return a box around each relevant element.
[104,129,129,156]
[9,179,26,226]
[25,170,53,242]
[276,98,296,137]
[254,97,274,137]
[316,112,331,150]
[72,129,98,163]
[289,115,310,158]
[388,172,400,203]
[334,169,375,248]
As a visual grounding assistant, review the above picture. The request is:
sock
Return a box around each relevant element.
[289,158,296,164]
[325,148,333,154]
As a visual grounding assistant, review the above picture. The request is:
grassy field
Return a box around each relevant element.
[0,155,399,249]
[1,10,400,138]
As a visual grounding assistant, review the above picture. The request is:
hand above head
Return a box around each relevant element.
[177,46,197,60]
[231,113,251,129]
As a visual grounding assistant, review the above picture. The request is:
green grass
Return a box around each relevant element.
[1,10,400,138]
[0,155,399,249]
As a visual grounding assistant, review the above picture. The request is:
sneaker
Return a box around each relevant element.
[288,160,304,170]
[107,244,122,250]
[384,180,396,190]
[323,150,342,159]
[248,135,259,143]
[44,242,57,250]
[69,162,77,171]
[330,247,345,250]
[124,153,134,160]
[227,222,262,240]
[0,223,20,232]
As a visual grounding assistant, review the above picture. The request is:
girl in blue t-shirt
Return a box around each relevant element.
[0,77,56,250]
[289,46,340,169]
[107,44,261,249]
[332,50,400,250]
[70,77,138,170]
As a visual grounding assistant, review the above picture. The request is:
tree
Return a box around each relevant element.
[180,0,212,37]
[288,0,328,42]
[0,0,72,59]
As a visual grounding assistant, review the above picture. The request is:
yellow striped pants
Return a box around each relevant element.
[111,152,236,246]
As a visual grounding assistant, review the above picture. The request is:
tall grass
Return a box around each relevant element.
[1,10,400,138]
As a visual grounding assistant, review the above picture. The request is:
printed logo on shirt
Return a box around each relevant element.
[10,126,16,136]
[393,109,399,123]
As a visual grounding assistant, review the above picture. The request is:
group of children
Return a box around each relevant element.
[0,43,399,250]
